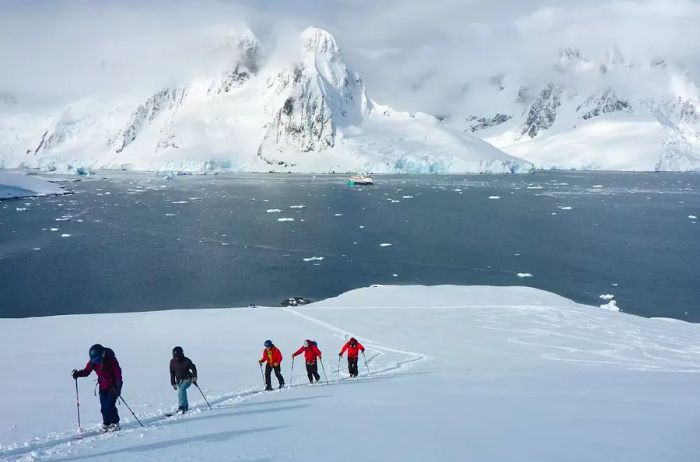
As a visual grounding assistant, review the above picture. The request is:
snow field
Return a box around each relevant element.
[1,285,700,461]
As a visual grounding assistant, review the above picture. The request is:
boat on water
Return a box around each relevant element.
[347,174,374,186]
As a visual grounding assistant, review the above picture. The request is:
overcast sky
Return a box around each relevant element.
[1,0,698,113]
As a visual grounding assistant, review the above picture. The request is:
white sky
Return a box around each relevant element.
[1,0,699,114]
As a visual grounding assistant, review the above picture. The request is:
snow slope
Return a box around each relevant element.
[0,170,66,200]
[0,28,530,175]
[1,285,699,461]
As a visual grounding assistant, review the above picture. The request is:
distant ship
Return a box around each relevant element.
[347,175,374,186]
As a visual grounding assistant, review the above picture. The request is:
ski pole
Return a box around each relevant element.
[319,358,329,384]
[337,355,341,379]
[74,378,82,431]
[290,357,295,386]
[362,351,370,375]
[259,363,265,387]
[118,396,144,428]
[194,382,212,410]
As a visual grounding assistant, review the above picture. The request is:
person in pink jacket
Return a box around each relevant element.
[72,344,123,431]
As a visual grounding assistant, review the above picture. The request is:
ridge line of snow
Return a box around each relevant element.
[282,307,430,362]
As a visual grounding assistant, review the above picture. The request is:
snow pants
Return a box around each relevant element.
[265,364,284,388]
[348,357,359,377]
[305,362,321,383]
[99,390,120,426]
[178,379,192,411]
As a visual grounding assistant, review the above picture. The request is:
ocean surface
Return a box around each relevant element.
[0,172,698,320]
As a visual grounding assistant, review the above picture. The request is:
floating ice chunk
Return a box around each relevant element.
[402,195,413,199]
[33,248,41,251]
[50,228,59,232]
[290,205,306,209]
[278,218,295,222]
[592,185,603,188]
[391,200,400,203]
[599,300,620,312]
[516,273,533,278]
[334,213,343,216]
[267,209,282,213]
[60,233,71,238]
[689,215,697,220]
[599,294,615,301]
[379,243,392,247]
[15,207,27,212]
[526,186,543,190]
[488,196,500,200]
[171,201,188,204]
[359,225,365,229]
[165,213,176,217]
[303,257,324,262]
[392,274,398,277]
[558,206,573,210]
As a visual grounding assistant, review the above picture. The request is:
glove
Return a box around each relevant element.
[258,360,264,365]
[338,353,342,357]
[192,377,197,384]
[173,384,178,390]
[72,369,79,379]
[110,381,123,396]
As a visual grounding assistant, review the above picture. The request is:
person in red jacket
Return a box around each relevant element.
[258,340,284,390]
[339,337,365,378]
[72,344,123,432]
[292,340,322,383]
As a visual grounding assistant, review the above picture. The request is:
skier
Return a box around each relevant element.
[258,340,284,390]
[72,344,123,432]
[169,346,198,414]
[339,337,365,378]
[292,339,322,383]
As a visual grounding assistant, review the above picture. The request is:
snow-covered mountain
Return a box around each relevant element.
[0,27,531,175]
[458,49,700,171]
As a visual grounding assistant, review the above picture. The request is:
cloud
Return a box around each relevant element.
[1,0,698,116]
[0,0,252,105]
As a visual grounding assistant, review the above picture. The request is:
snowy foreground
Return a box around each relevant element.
[0,171,65,200]
[1,285,699,461]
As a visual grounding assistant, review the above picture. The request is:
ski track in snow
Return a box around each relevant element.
[0,308,427,461]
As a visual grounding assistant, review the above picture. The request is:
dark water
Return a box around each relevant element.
[0,172,698,320]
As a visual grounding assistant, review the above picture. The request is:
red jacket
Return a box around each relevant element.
[260,347,283,366]
[75,348,122,391]
[292,342,322,363]
[340,341,365,359]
